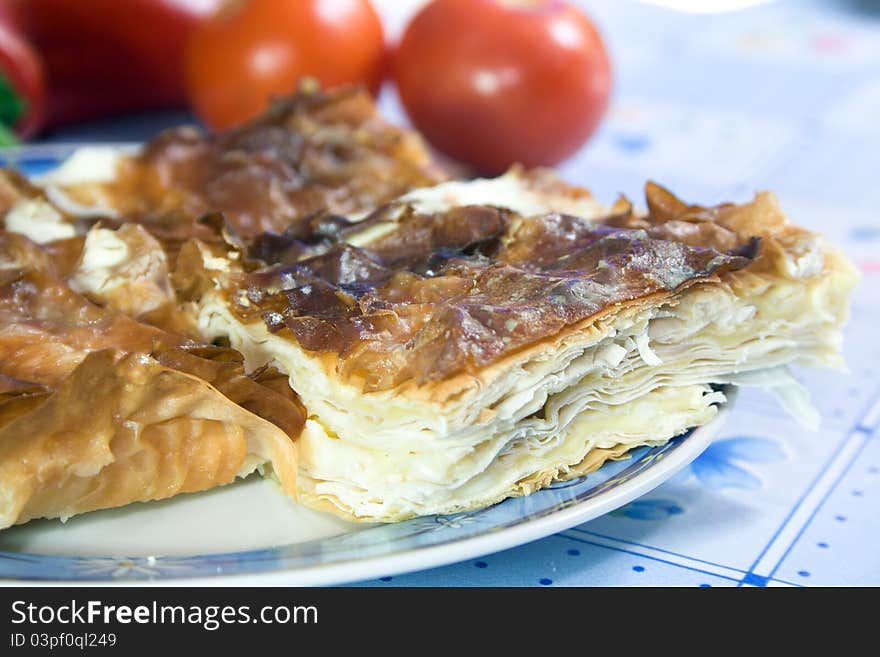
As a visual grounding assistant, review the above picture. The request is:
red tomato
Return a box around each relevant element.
[393,0,612,174]
[0,22,45,139]
[3,0,221,127]
[185,0,385,131]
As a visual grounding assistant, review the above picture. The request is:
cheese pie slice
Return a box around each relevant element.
[196,171,857,521]
[0,226,301,530]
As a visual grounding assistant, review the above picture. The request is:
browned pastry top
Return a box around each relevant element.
[101,84,444,243]
[225,190,760,391]
[0,230,304,440]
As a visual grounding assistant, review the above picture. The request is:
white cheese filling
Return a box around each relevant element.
[3,199,76,243]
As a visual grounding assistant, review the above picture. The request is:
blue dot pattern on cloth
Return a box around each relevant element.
[612,133,652,154]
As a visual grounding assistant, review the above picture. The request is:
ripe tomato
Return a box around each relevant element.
[393,0,612,174]
[185,0,385,131]
[0,22,45,139]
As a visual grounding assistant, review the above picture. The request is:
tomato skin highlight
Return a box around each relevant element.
[0,21,45,138]
[185,0,386,131]
[393,0,612,175]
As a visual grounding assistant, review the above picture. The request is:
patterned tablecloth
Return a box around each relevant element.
[41,0,880,587]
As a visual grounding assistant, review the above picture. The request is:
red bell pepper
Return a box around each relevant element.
[3,0,220,129]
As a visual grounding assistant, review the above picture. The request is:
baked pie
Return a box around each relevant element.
[0,85,858,528]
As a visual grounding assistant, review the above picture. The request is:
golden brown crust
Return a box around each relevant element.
[0,169,47,217]
[68,85,445,245]
[214,182,852,409]
[0,350,297,529]
[0,266,185,387]
[225,201,756,393]
[458,193,843,412]
[153,346,306,439]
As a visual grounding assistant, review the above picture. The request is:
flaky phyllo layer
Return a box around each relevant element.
[195,172,858,521]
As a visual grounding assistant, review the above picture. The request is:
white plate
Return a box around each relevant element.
[0,147,732,585]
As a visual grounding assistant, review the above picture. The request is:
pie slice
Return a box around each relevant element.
[194,170,857,521]
[39,83,446,250]
[0,229,301,529]
[0,349,300,529]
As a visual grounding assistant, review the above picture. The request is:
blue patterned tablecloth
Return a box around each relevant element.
[39,0,880,586]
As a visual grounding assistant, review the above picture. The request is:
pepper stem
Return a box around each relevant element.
[0,73,25,146]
